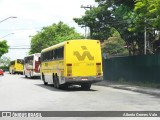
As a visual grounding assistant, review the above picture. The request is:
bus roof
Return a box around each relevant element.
[11,59,23,62]
[41,39,97,53]
[24,53,41,58]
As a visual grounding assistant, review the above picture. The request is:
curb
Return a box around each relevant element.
[94,81,160,97]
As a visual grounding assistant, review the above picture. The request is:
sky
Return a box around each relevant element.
[0,0,97,60]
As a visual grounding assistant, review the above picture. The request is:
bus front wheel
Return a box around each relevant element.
[12,70,14,74]
[42,74,48,85]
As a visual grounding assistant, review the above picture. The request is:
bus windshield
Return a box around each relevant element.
[17,59,24,64]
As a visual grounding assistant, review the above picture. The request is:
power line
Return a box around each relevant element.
[0,27,42,31]
[9,47,31,49]
[0,33,14,39]
[10,45,30,47]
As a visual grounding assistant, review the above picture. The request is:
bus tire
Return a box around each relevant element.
[25,74,28,78]
[53,74,56,88]
[42,74,48,85]
[24,72,27,78]
[55,76,61,89]
[81,83,91,90]
[29,72,33,79]
[61,84,68,89]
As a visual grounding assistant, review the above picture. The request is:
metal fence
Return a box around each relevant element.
[103,54,160,83]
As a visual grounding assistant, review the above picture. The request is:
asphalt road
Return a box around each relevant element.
[0,72,160,111]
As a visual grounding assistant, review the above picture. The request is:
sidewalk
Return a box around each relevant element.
[94,80,160,97]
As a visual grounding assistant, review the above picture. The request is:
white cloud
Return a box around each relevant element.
[0,0,96,60]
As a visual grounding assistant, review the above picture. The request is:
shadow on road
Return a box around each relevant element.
[35,84,63,92]
[20,76,41,81]
[35,84,97,92]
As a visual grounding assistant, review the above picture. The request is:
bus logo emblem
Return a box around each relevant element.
[73,46,94,61]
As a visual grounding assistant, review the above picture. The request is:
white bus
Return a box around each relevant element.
[24,53,41,78]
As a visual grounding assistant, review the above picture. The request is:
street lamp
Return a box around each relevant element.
[0,33,14,39]
[0,16,17,23]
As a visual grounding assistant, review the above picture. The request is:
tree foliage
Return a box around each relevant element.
[30,22,84,54]
[74,4,113,40]
[74,0,160,55]
[134,0,160,29]
[0,56,10,70]
[0,40,9,58]
[102,32,129,58]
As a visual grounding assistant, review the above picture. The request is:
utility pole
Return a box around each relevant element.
[81,5,93,39]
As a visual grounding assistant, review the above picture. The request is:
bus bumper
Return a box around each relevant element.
[64,76,103,84]
[15,71,23,75]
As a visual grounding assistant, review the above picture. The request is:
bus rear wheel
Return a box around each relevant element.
[24,72,27,78]
[54,76,61,89]
[81,83,91,90]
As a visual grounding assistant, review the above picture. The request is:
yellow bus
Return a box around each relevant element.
[40,39,103,89]
[9,59,24,75]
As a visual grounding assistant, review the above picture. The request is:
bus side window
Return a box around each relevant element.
[54,49,58,60]
[46,51,49,61]
[50,50,53,60]
[59,47,64,59]
[57,47,64,59]
[43,52,45,61]
[42,53,45,62]
[52,50,55,60]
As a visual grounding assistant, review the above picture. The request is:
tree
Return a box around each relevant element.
[74,4,113,40]
[134,0,160,29]
[30,22,84,54]
[133,0,160,53]
[0,40,9,58]
[74,0,138,55]
[0,56,11,70]
[74,0,160,55]
[101,33,129,58]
